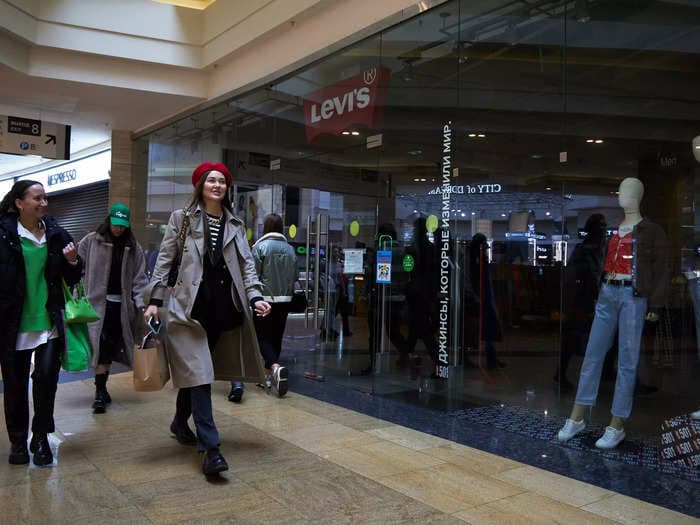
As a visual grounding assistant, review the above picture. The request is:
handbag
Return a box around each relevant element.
[287,281,308,313]
[62,322,92,372]
[133,319,170,391]
[167,209,191,287]
[62,280,100,324]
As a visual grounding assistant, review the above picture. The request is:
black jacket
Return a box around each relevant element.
[630,219,668,308]
[0,213,82,359]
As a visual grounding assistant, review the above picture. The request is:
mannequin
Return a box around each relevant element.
[557,177,668,449]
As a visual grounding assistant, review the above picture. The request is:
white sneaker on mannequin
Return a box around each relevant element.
[557,419,586,442]
[595,426,626,449]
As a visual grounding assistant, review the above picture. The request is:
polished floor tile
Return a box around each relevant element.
[454,492,617,525]
[378,463,524,513]
[494,465,614,507]
[0,372,693,524]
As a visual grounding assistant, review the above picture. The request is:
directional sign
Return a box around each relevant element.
[0,115,71,160]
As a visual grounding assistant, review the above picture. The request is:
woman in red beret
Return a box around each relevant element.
[143,162,270,476]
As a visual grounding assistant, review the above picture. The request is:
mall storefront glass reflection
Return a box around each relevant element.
[134,0,700,473]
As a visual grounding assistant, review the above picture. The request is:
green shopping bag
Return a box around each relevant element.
[62,322,92,372]
[62,280,100,324]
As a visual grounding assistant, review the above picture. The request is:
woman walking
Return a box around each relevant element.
[78,203,148,413]
[230,213,297,401]
[0,180,82,466]
[144,162,270,476]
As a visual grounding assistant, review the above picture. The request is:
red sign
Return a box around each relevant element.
[303,67,389,142]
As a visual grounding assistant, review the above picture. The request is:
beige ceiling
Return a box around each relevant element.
[151,0,217,9]
[0,64,204,176]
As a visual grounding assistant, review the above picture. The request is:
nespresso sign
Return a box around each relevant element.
[303,67,389,142]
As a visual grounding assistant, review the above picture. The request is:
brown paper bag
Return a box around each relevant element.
[133,325,170,392]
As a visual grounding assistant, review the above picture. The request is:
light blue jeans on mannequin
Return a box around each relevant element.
[575,283,647,418]
[687,278,700,360]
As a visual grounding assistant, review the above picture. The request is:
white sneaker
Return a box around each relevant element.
[690,409,700,420]
[595,426,626,449]
[557,418,586,442]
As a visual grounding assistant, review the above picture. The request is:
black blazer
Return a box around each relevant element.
[0,213,82,358]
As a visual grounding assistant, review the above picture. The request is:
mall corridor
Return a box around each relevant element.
[0,372,693,524]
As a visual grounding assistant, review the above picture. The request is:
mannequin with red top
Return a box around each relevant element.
[557,177,667,449]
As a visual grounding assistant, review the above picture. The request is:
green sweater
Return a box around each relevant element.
[18,237,52,333]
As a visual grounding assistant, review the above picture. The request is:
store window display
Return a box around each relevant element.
[558,177,668,449]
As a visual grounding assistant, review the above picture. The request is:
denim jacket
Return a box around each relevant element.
[252,232,298,301]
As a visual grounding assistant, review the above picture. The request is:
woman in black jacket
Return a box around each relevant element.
[0,180,82,467]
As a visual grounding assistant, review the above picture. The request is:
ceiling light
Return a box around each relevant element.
[341,131,351,136]
[545,187,552,191]
[545,211,551,216]
[413,178,420,182]
[471,212,476,216]
[695,145,700,149]
[501,213,506,217]
[408,149,423,156]
[420,178,426,182]
[468,133,477,138]
[351,131,360,136]
[477,133,486,138]
[531,154,542,159]
[595,139,603,144]
[461,213,466,217]
[586,139,594,143]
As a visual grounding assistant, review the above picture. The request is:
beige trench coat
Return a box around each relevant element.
[78,231,148,367]
[146,206,266,389]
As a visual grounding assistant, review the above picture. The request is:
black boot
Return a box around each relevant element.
[30,434,53,466]
[8,433,29,465]
[202,447,228,476]
[93,373,108,414]
[103,371,112,404]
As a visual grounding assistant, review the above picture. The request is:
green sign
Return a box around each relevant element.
[426,214,438,233]
[402,254,415,272]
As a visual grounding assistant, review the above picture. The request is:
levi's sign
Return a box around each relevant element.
[0,115,71,160]
[303,67,389,142]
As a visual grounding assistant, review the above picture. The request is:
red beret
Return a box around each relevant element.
[191,162,232,187]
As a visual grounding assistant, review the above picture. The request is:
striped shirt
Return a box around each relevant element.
[207,214,222,254]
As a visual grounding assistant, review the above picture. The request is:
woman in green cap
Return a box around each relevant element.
[78,203,148,413]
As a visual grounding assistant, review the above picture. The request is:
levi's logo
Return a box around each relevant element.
[303,66,390,142]
[309,88,370,123]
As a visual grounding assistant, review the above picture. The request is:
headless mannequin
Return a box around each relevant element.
[569,177,652,432]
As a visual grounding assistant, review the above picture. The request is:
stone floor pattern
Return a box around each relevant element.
[0,372,696,524]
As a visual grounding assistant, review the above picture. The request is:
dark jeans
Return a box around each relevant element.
[174,328,221,452]
[1,338,62,443]
[253,306,289,369]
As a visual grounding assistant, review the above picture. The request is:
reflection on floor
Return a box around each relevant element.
[0,373,696,524]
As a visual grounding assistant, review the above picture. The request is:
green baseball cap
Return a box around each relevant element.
[109,203,130,227]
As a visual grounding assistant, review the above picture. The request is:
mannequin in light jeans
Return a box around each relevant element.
[559,178,660,448]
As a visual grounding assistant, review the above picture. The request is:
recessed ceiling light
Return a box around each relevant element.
[420,178,426,182]
[413,178,420,182]
[471,212,476,216]
[586,139,594,143]
[695,145,700,149]
[477,133,486,138]
[461,213,466,217]
[545,187,552,191]
[341,131,350,135]
[501,213,506,217]
[468,133,477,138]
[595,139,603,144]
[545,211,551,216]
[351,131,360,136]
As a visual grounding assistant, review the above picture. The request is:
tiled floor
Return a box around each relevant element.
[0,373,697,524]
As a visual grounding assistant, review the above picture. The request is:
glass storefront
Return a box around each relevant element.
[134,0,700,475]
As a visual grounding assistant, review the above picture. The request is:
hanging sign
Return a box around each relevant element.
[0,115,71,160]
[402,254,415,272]
[302,67,390,142]
[375,250,392,284]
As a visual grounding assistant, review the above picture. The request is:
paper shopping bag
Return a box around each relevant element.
[133,322,170,391]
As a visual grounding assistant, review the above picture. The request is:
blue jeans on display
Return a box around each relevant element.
[574,283,647,419]
[688,278,700,360]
